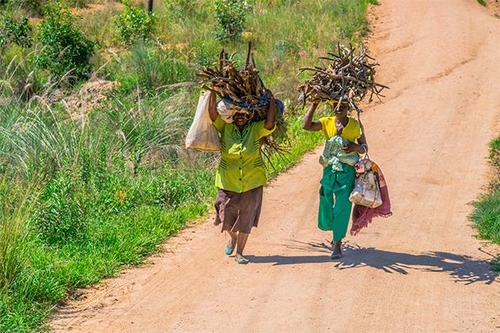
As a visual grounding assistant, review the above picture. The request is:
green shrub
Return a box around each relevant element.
[0,15,33,48]
[33,2,96,82]
[113,0,156,45]
[214,0,248,42]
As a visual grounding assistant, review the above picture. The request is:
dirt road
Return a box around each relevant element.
[50,0,500,332]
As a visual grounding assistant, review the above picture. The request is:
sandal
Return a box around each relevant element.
[225,238,236,255]
[225,246,234,256]
[235,256,249,264]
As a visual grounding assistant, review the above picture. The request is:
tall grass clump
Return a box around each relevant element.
[0,179,32,293]
[0,54,44,101]
[0,103,92,179]
[108,42,194,94]
[0,177,51,333]
[0,0,47,17]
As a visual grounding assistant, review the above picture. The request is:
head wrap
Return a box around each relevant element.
[216,100,253,123]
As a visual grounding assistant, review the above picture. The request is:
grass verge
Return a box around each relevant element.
[470,136,500,272]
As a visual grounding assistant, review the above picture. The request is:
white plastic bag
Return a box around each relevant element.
[185,91,221,151]
[349,169,383,208]
[216,99,236,123]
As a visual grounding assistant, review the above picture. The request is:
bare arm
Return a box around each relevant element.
[264,90,276,130]
[343,133,368,154]
[208,90,218,122]
[302,102,323,132]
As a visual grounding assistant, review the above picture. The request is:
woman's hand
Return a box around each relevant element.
[342,142,366,154]
[265,88,274,99]
[264,89,276,130]
[208,90,218,122]
[342,141,353,153]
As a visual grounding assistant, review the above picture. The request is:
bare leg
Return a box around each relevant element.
[234,232,249,264]
[225,231,237,255]
[227,231,237,248]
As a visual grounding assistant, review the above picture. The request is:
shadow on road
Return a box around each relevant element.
[246,240,498,285]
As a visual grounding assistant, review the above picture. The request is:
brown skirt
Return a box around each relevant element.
[214,186,263,234]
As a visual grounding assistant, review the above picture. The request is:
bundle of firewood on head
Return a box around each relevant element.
[196,42,288,168]
[298,43,389,113]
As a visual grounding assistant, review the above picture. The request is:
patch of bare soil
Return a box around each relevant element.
[49,0,500,332]
[62,78,117,118]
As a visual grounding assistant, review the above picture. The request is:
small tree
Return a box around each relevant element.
[0,15,32,48]
[113,0,156,45]
[34,2,96,82]
[214,0,248,43]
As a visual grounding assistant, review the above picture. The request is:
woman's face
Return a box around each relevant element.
[334,103,349,117]
[232,111,251,127]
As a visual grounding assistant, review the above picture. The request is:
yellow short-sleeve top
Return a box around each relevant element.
[212,116,275,193]
[318,116,361,141]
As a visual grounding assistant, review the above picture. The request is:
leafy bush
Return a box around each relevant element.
[214,0,248,42]
[113,0,156,45]
[33,2,96,82]
[0,15,33,48]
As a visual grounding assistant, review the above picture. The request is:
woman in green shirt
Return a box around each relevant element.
[208,90,276,264]
[302,100,368,259]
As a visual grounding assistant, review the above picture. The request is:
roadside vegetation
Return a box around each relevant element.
[1,0,497,332]
[470,138,500,271]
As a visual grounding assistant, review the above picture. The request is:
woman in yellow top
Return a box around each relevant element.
[208,90,276,264]
[302,100,368,259]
